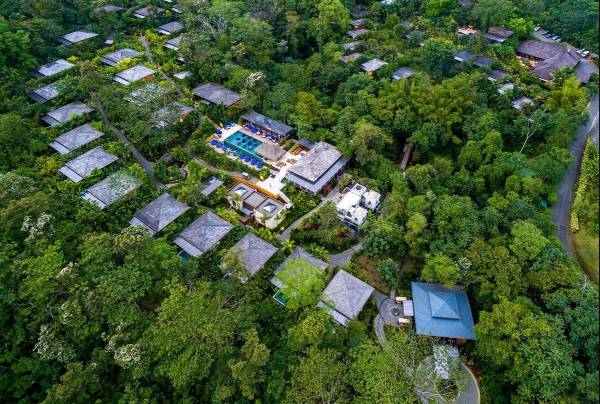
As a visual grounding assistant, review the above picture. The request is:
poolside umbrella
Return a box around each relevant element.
[251,158,257,165]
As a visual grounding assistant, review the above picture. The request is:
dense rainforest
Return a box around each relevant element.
[0,0,598,403]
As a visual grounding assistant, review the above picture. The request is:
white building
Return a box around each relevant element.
[334,183,381,227]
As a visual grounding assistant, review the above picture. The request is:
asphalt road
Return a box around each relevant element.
[551,94,599,256]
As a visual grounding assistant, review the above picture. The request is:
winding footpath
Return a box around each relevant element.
[551,94,599,256]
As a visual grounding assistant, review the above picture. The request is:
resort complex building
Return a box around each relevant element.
[130,194,190,236]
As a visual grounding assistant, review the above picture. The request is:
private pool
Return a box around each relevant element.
[224,131,263,162]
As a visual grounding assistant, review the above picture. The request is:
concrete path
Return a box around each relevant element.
[551,94,599,256]
[328,241,363,268]
[94,96,165,188]
[278,188,339,241]
[372,290,388,344]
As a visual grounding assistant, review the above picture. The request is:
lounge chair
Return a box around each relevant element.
[398,318,411,325]
[395,296,407,303]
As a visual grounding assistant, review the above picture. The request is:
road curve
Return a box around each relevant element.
[551,94,599,256]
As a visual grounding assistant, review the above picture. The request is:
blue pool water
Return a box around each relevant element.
[224,131,263,161]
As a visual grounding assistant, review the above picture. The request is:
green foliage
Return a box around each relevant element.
[375,258,399,288]
[276,258,327,310]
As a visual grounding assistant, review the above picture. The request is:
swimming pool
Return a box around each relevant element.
[224,131,263,162]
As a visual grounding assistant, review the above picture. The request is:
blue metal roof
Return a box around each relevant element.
[411,282,475,340]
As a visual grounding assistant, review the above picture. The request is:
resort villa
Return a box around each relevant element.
[271,246,328,306]
[81,171,140,209]
[192,83,243,107]
[511,96,535,111]
[285,141,349,195]
[340,52,364,63]
[58,30,98,46]
[517,40,582,82]
[227,181,289,229]
[156,21,184,36]
[164,36,182,51]
[173,211,233,258]
[240,111,293,142]
[228,233,278,283]
[334,183,381,227]
[49,124,105,154]
[31,59,75,78]
[59,146,118,182]
[411,282,475,344]
[41,101,94,127]
[133,6,164,19]
[100,48,142,66]
[129,193,189,236]
[318,269,374,326]
[113,65,156,85]
[392,67,416,80]
[361,58,388,75]
[29,82,60,104]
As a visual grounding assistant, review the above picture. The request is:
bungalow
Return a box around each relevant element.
[340,52,363,63]
[318,269,374,326]
[285,141,349,195]
[113,65,156,85]
[100,48,141,66]
[29,82,60,104]
[125,83,169,106]
[473,55,494,68]
[173,211,233,258]
[152,101,194,128]
[411,282,475,342]
[164,35,182,51]
[156,21,184,35]
[133,6,164,19]
[486,69,509,82]
[59,146,118,182]
[342,41,362,51]
[361,58,388,75]
[517,40,581,82]
[129,194,189,236]
[200,176,223,196]
[173,70,192,80]
[95,4,124,13]
[81,171,140,209]
[511,96,535,111]
[229,233,278,283]
[192,83,243,107]
[42,101,94,127]
[49,124,105,154]
[392,67,416,80]
[351,19,367,29]
[58,30,98,46]
[31,59,74,78]
[271,246,328,305]
[454,50,475,63]
[456,26,479,37]
[498,82,515,95]
[484,26,513,44]
[227,182,288,229]
[334,183,381,227]
[347,28,369,39]
[171,4,183,13]
[241,111,293,141]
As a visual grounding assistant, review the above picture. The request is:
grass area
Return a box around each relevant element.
[572,230,599,283]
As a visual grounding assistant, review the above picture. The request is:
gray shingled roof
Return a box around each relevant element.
[95,4,124,12]
[100,48,141,66]
[517,40,582,81]
[511,96,535,110]
[58,30,98,45]
[392,67,416,80]
[272,246,328,287]
[81,172,140,209]
[133,6,164,18]
[164,35,182,50]
[340,52,363,63]
[347,28,369,38]
[454,50,475,62]
[114,65,156,85]
[42,101,94,127]
[319,269,374,324]
[49,124,105,154]
[473,55,494,68]
[191,83,243,107]
[241,111,293,137]
[517,40,566,60]
[200,176,223,196]
[361,58,388,72]
[487,69,508,81]
[256,142,286,161]
[59,146,118,182]
[287,141,343,183]
[342,41,362,50]
[232,233,278,276]
[29,82,60,103]
[157,21,184,35]
[32,59,74,77]
[173,211,233,257]
[130,193,189,235]
[256,198,284,219]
